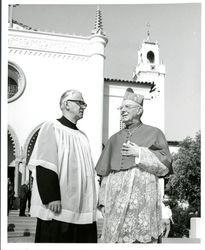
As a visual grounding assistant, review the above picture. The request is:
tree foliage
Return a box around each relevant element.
[166,131,201,215]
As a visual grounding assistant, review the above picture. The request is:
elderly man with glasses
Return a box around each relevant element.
[96,88,173,243]
[28,90,98,243]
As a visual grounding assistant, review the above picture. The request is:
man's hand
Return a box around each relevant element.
[47,200,62,214]
[121,141,140,157]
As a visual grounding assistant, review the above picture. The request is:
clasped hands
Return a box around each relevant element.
[121,141,140,157]
[47,200,62,214]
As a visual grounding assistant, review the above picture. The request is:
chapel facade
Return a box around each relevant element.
[8,7,168,203]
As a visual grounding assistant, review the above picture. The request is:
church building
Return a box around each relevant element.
[8,7,169,202]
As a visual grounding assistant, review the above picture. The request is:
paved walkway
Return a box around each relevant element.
[8,209,103,243]
[8,210,200,244]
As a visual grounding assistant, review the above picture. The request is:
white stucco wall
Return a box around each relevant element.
[8,28,107,164]
[169,145,180,155]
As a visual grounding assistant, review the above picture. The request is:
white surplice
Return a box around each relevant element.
[29,120,97,224]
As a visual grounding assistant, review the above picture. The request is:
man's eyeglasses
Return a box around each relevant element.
[66,100,87,108]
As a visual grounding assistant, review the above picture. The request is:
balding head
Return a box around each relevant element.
[60,90,84,110]
[59,90,87,124]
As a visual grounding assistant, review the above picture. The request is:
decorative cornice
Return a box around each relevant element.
[8,49,90,61]
[8,33,92,59]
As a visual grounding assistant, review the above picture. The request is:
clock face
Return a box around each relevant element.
[147,51,155,63]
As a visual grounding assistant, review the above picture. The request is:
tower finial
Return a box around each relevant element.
[8,4,19,28]
[146,22,150,41]
[91,6,105,36]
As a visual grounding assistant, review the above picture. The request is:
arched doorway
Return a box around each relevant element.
[23,124,42,191]
[8,126,21,208]
[26,129,40,189]
[26,129,40,165]
[8,132,16,184]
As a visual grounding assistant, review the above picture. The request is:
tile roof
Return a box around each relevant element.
[12,20,38,31]
[104,77,154,87]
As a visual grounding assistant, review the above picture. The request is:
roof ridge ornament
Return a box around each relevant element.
[143,23,158,45]
[146,22,150,41]
[8,4,19,28]
[91,6,105,36]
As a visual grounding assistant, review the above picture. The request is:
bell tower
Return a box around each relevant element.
[132,27,166,131]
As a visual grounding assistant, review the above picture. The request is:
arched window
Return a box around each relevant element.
[8,62,26,103]
[147,51,155,63]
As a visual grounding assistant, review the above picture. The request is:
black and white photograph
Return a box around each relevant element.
[1,0,204,249]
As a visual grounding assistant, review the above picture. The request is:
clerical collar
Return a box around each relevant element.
[125,121,142,130]
[57,116,78,130]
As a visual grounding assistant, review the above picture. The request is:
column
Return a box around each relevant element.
[190,217,201,238]
[86,34,108,164]
[19,161,27,185]
[14,160,20,197]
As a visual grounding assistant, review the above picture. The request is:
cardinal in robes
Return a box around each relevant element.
[96,88,173,243]
[28,90,98,243]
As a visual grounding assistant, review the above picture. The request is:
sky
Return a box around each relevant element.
[9,2,201,141]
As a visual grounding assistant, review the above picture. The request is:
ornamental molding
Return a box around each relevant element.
[8,49,90,61]
[8,124,21,159]
[23,123,43,163]
[8,33,92,59]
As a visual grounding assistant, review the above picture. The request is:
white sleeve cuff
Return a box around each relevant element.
[135,147,141,164]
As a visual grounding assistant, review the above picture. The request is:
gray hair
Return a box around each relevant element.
[59,90,78,110]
